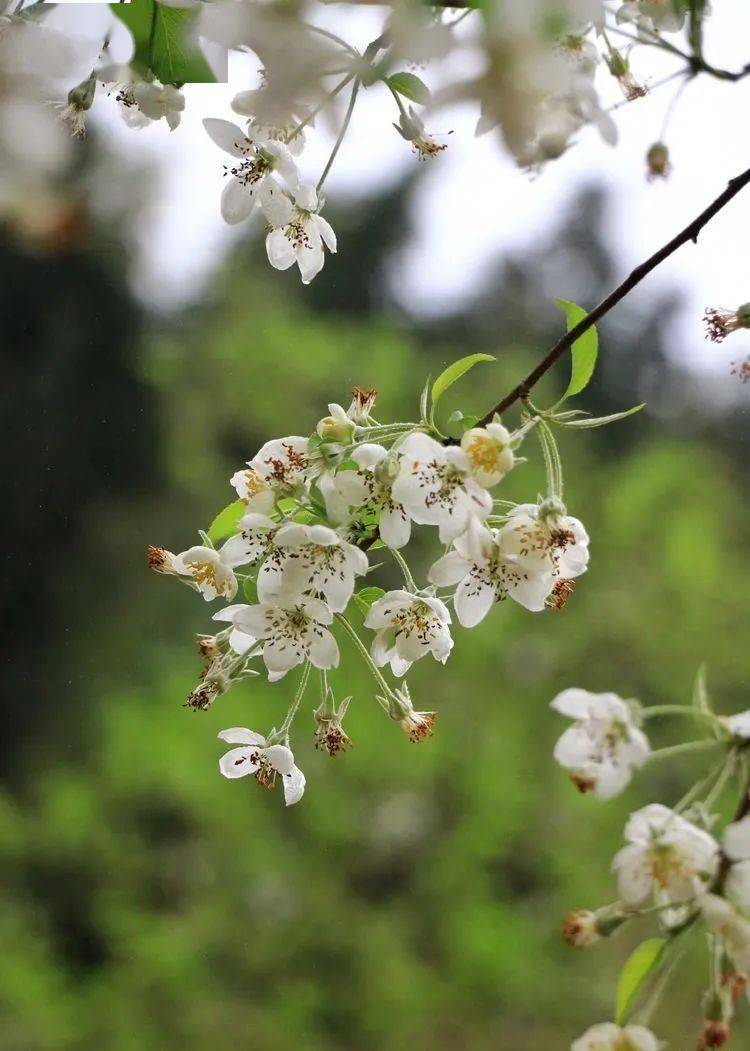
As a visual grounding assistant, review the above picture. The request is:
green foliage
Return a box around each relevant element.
[112,0,216,85]
[556,298,599,400]
[386,72,431,105]
[207,499,245,543]
[615,938,667,1025]
[352,586,386,615]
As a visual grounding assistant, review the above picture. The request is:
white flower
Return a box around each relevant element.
[203,117,298,225]
[133,81,185,131]
[231,89,308,156]
[347,386,377,424]
[365,590,453,677]
[321,442,411,547]
[212,603,257,655]
[218,727,305,805]
[230,593,339,681]
[571,1022,661,1051]
[231,435,312,510]
[257,521,368,613]
[551,688,650,799]
[219,512,279,569]
[722,816,750,916]
[428,518,556,624]
[616,0,686,33]
[460,419,515,487]
[720,710,750,740]
[265,183,336,284]
[498,498,590,584]
[391,432,493,544]
[171,541,249,601]
[316,402,355,444]
[700,893,750,974]
[613,804,720,914]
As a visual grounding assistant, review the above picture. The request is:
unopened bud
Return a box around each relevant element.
[68,74,96,113]
[316,403,355,444]
[646,142,671,180]
[563,910,600,948]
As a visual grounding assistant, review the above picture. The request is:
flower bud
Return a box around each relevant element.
[700,1020,731,1047]
[68,74,96,113]
[316,403,355,443]
[646,142,671,180]
[196,635,221,661]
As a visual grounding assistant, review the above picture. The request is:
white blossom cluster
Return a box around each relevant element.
[0,0,706,269]
[554,681,750,1048]
[150,382,592,809]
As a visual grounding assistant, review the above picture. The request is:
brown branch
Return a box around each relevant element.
[475,165,750,427]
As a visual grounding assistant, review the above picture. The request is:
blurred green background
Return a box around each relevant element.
[2,150,750,1051]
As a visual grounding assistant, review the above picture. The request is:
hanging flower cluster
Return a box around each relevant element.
[6,0,744,277]
[149,352,646,813]
[554,675,750,1048]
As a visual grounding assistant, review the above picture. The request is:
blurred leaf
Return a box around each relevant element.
[556,298,598,399]
[207,499,245,543]
[111,0,216,85]
[615,938,666,1025]
[387,72,431,105]
[430,355,495,418]
[555,404,645,429]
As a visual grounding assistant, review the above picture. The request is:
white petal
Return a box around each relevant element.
[294,183,318,211]
[203,117,252,157]
[265,744,295,775]
[221,177,256,225]
[311,213,337,253]
[297,239,325,284]
[351,444,387,468]
[283,765,306,806]
[259,179,295,227]
[454,576,495,628]
[724,816,750,862]
[550,688,596,720]
[428,550,469,587]
[309,627,340,669]
[219,746,260,779]
[378,504,411,549]
[218,727,266,746]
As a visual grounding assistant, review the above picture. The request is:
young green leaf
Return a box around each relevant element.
[419,376,431,423]
[112,0,217,85]
[430,354,496,415]
[207,499,245,544]
[556,298,599,400]
[554,404,645,428]
[242,576,259,604]
[387,72,431,105]
[614,938,666,1025]
[353,586,386,615]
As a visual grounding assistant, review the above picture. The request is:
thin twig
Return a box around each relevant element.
[474,164,750,426]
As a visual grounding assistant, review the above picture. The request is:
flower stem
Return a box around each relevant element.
[646,739,726,764]
[279,660,311,738]
[335,613,392,712]
[390,548,416,592]
[316,77,360,193]
[703,751,738,811]
[641,704,723,728]
[285,73,355,145]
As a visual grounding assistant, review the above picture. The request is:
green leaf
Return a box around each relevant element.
[419,377,431,423]
[353,586,385,615]
[555,404,645,429]
[207,499,245,544]
[387,72,431,105]
[556,298,599,399]
[447,409,480,432]
[242,576,258,604]
[615,938,666,1025]
[111,0,216,85]
[430,354,496,414]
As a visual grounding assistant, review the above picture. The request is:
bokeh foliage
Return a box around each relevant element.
[1,180,749,1050]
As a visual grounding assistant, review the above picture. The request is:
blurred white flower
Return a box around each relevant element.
[722,815,750,916]
[700,893,750,974]
[551,688,650,799]
[203,117,298,225]
[265,183,337,284]
[365,590,453,677]
[392,432,492,544]
[571,1022,661,1051]
[616,0,686,33]
[133,81,185,131]
[720,710,750,739]
[613,804,720,915]
[218,727,305,805]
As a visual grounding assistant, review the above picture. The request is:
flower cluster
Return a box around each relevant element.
[4,0,727,271]
[151,367,600,807]
[555,679,750,1047]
